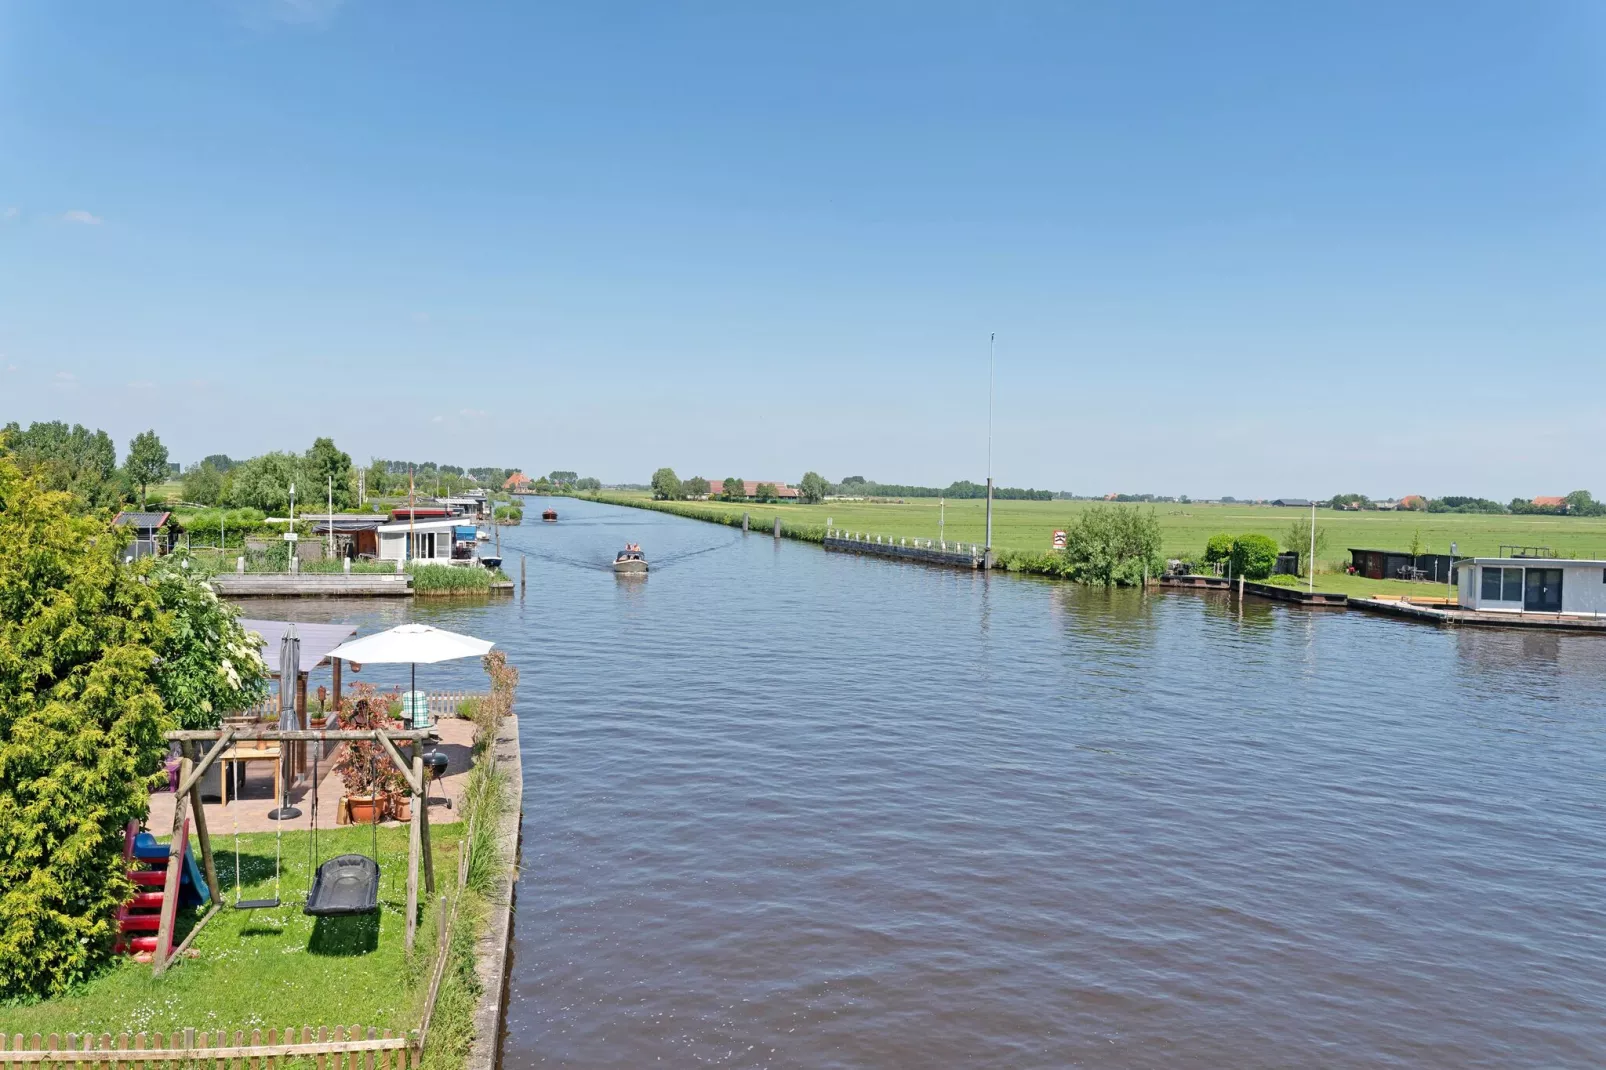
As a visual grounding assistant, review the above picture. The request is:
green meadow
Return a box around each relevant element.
[591,491,1606,599]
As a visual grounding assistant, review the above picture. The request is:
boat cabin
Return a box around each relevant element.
[1457,557,1606,616]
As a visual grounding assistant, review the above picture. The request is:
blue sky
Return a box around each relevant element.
[2,1,1602,498]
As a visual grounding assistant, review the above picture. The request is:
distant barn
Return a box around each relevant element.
[1271,498,1312,508]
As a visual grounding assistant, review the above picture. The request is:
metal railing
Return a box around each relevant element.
[825,528,983,558]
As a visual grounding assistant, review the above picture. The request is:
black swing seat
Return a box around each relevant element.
[234,897,281,910]
[303,854,381,917]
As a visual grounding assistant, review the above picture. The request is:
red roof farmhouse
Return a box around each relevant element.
[707,480,800,500]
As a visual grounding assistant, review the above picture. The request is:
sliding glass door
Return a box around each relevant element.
[1524,568,1563,612]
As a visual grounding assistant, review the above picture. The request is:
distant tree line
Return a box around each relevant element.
[1327,491,1603,516]
[831,476,1054,500]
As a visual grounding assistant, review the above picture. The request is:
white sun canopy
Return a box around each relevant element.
[326,623,494,665]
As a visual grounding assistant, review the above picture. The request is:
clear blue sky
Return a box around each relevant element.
[2,1,1601,498]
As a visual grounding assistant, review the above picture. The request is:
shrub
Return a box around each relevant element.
[1059,506,1163,586]
[1204,533,1235,564]
[143,553,270,728]
[0,455,171,999]
[1229,534,1280,580]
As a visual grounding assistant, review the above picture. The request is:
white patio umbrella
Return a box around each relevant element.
[326,624,495,727]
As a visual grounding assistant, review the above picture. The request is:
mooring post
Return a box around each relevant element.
[742,512,749,533]
[520,554,526,597]
[773,516,781,538]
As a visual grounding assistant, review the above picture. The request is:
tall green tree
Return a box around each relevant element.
[682,476,710,498]
[125,429,170,510]
[798,471,829,504]
[722,476,745,501]
[181,461,227,506]
[302,437,354,510]
[0,455,171,998]
[1,420,120,510]
[650,467,682,501]
[225,452,300,512]
[754,482,778,502]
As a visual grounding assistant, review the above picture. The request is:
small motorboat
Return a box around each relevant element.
[542,508,558,523]
[613,544,648,574]
[479,555,502,571]
[476,530,490,542]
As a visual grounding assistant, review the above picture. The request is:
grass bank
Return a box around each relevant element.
[0,825,461,1037]
[582,491,1606,599]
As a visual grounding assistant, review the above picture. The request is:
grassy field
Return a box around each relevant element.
[588,491,1606,599]
[1,825,460,1038]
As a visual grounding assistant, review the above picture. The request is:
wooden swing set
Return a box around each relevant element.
[150,725,439,975]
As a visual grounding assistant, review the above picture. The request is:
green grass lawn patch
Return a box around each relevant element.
[587,491,1606,600]
[1,825,461,1038]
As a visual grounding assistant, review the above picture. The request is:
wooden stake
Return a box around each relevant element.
[415,755,433,896]
[183,742,223,905]
[153,759,191,975]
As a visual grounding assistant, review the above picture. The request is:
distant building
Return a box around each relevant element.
[113,511,183,560]
[707,480,800,500]
[1399,495,1428,511]
[504,471,532,492]
[1532,495,1568,510]
[1458,556,1606,615]
[1271,498,1312,508]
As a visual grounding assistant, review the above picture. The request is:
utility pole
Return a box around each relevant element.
[328,476,335,559]
[409,467,416,562]
[1308,500,1317,593]
[985,332,995,566]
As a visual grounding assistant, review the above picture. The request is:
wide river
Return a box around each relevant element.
[244,496,1606,1068]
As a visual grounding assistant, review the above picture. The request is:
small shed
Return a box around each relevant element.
[310,515,387,559]
[1349,548,1461,583]
[113,511,184,560]
[1458,558,1606,615]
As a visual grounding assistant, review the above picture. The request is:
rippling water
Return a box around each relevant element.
[245,497,1606,1068]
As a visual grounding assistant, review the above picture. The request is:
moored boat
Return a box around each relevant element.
[613,544,647,574]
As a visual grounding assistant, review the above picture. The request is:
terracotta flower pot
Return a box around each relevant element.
[345,794,382,825]
[389,795,411,822]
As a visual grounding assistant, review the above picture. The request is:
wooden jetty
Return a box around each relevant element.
[1158,574,1347,606]
[210,573,413,598]
[1351,597,1606,632]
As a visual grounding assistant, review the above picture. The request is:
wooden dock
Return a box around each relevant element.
[823,532,985,570]
[211,573,413,597]
[1158,574,1347,606]
[1351,598,1606,632]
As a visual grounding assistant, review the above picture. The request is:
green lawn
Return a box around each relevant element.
[2,826,459,1037]
[591,491,1606,599]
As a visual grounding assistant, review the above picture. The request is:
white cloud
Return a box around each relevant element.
[52,371,78,390]
[411,312,431,324]
[62,210,102,225]
[459,408,486,418]
[431,415,444,423]
[127,380,156,390]
[2,207,17,221]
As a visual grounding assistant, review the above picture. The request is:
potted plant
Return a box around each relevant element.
[310,685,329,729]
[333,698,393,824]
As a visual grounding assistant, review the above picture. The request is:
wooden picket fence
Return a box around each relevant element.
[0,1027,417,1069]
